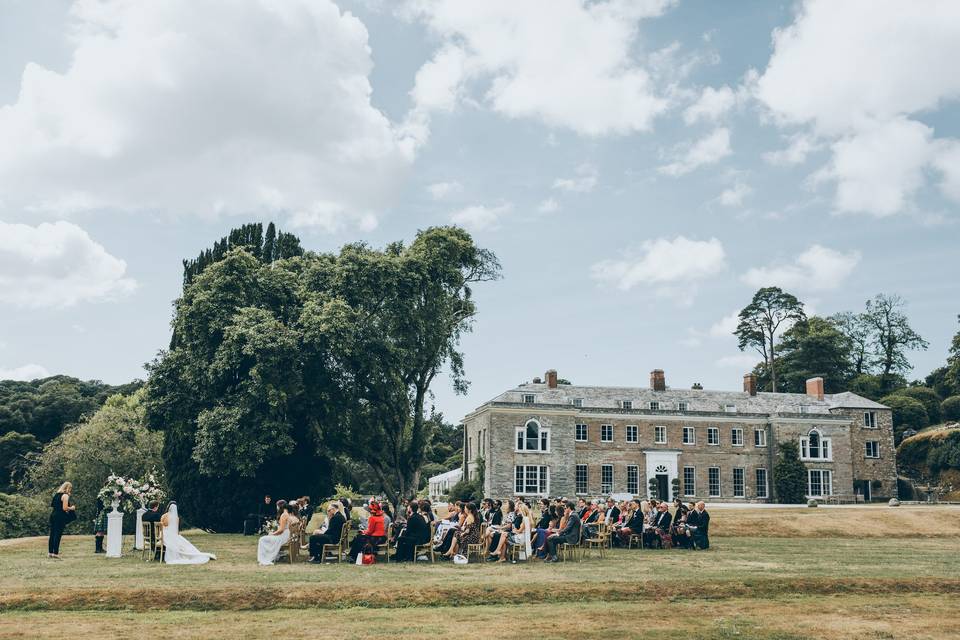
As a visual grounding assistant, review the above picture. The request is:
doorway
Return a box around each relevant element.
[656,474,669,501]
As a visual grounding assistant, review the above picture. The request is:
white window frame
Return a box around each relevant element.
[626,465,639,495]
[682,426,696,445]
[649,401,660,411]
[600,464,613,494]
[678,401,689,412]
[798,405,809,414]
[600,424,613,443]
[800,429,832,461]
[515,419,551,453]
[708,466,721,497]
[683,466,696,497]
[707,427,720,446]
[755,468,768,499]
[754,428,767,447]
[575,464,588,495]
[573,398,583,408]
[621,400,633,410]
[654,425,666,444]
[724,404,737,413]
[523,394,535,404]
[731,428,744,447]
[515,465,550,496]
[625,424,638,443]
[575,423,588,442]
[807,469,833,498]
[865,441,880,459]
[864,411,877,428]
[733,467,745,497]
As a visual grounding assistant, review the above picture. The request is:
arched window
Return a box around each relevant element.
[516,419,550,452]
[800,428,831,460]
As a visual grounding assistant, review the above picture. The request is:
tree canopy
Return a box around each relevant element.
[735,287,806,392]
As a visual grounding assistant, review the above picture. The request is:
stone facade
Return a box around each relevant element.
[462,372,898,503]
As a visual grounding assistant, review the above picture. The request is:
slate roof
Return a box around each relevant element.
[476,382,887,416]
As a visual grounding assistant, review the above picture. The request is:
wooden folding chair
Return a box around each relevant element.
[321,521,350,563]
[558,528,583,562]
[580,526,608,560]
[140,521,154,561]
[413,520,437,562]
[627,532,643,549]
[466,542,486,563]
[155,525,166,563]
[286,520,304,564]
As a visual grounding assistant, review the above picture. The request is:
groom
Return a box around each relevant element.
[143,501,162,559]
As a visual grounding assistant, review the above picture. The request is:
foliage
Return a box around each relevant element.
[761,316,854,394]
[897,426,960,484]
[773,441,807,504]
[21,390,163,532]
[880,394,929,444]
[146,224,498,528]
[941,315,960,397]
[830,311,873,376]
[0,492,48,539]
[180,221,302,287]
[942,396,960,422]
[735,287,806,392]
[323,483,364,506]
[0,431,40,492]
[847,373,907,400]
[96,472,165,513]
[892,386,942,424]
[863,294,928,377]
[447,478,481,503]
[648,476,658,499]
[0,375,141,442]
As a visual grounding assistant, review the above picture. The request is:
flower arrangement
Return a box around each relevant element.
[262,518,279,535]
[97,472,166,513]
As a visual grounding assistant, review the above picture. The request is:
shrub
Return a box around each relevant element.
[942,396,960,422]
[774,441,807,504]
[447,479,481,503]
[893,386,942,424]
[880,394,929,444]
[0,492,49,539]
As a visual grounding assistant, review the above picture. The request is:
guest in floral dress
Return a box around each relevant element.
[93,498,107,554]
[442,501,481,559]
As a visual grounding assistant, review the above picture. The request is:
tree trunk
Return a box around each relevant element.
[769,328,778,393]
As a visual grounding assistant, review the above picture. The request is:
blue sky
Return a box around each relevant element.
[0,0,958,424]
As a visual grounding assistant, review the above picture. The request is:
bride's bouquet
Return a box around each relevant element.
[262,518,278,535]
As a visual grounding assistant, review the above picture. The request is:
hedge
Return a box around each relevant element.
[0,492,49,540]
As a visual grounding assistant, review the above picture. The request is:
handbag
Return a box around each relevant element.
[359,543,376,565]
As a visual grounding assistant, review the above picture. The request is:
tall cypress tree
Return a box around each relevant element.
[263,222,277,264]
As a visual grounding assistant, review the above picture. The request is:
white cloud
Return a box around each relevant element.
[552,164,598,193]
[683,85,735,124]
[0,221,136,307]
[404,0,674,137]
[590,236,726,298]
[715,354,759,369]
[450,203,512,232]
[763,133,821,166]
[0,0,412,229]
[931,139,960,204]
[537,198,559,213]
[754,0,960,216]
[708,310,740,338]
[0,364,51,381]
[427,181,463,200]
[718,181,752,206]
[741,245,861,292]
[658,128,731,177]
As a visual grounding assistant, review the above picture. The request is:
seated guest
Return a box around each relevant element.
[532,503,557,558]
[258,502,298,566]
[576,497,588,519]
[348,501,386,562]
[493,502,532,562]
[489,500,503,527]
[487,500,516,556]
[395,501,431,562]
[604,498,620,526]
[420,499,435,523]
[142,500,163,558]
[480,498,494,523]
[615,501,644,547]
[643,502,673,548]
[308,501,346,563]
[685,501,710,550]
[545,501,581,562]
[433,502,463,554]
[443,502,481,559]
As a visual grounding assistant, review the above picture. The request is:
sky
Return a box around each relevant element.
[0,0,958,425]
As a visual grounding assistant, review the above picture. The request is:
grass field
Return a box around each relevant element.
[1,506,959,639]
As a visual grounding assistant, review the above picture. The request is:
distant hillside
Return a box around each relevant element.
[897,423,960,501]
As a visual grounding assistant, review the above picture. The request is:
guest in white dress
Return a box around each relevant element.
[162,503,216,565]
[258,501,299,566]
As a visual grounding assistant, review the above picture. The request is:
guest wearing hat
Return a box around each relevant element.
[348,501,386,562]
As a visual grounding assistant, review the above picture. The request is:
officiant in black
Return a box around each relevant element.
[393,500,431,562]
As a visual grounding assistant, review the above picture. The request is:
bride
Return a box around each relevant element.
[258,501,298,565]
[161,502,216,565]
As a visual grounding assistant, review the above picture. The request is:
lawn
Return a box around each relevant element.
[1,506,958,639]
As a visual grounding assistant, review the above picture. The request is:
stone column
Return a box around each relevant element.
[106,502,123,558]
[134,505,146,550]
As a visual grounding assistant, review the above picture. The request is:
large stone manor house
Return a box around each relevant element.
[462,368,897,503]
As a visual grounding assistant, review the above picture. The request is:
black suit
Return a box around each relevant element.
[643,510,672,548]
[309,512,346,559]
[605,507,620,524]
[142,509,162,555]
[546,513,581,559]
[394,513,430,561]
[687,509,710,549]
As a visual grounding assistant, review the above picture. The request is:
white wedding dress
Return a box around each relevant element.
[163,504,216,565]
[257,519,290,566]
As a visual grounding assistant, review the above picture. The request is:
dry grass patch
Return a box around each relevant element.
[711,505,960,538]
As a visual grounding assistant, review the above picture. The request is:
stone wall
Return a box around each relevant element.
[770,417,854,500]
[831,407,898,500]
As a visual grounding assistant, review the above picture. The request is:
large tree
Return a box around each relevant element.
[763,316,854,394]
[864,294,928,378]
[830,311,873,376]
[735,287,806,392]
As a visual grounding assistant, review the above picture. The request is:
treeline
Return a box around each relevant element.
[0,376,142,492]
[736,287,960,443]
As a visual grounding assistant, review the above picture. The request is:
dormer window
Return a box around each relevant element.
[649,401,660,411]
[677,401,689,412]
[621,400,633,410]
[523,394,535,404]
[573,398,583,408]
[798,405,809,414]
[724,404,737,413]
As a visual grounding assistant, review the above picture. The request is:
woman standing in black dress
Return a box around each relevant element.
[48,481,77,559]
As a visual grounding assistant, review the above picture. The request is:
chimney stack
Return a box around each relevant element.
[546,369,558,389]
[743,373,757,396]
[650,369,666,392]
[805,377,825,401]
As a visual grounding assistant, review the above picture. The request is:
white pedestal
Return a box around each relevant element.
[134,507,146,550]
[106,509,124,558]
